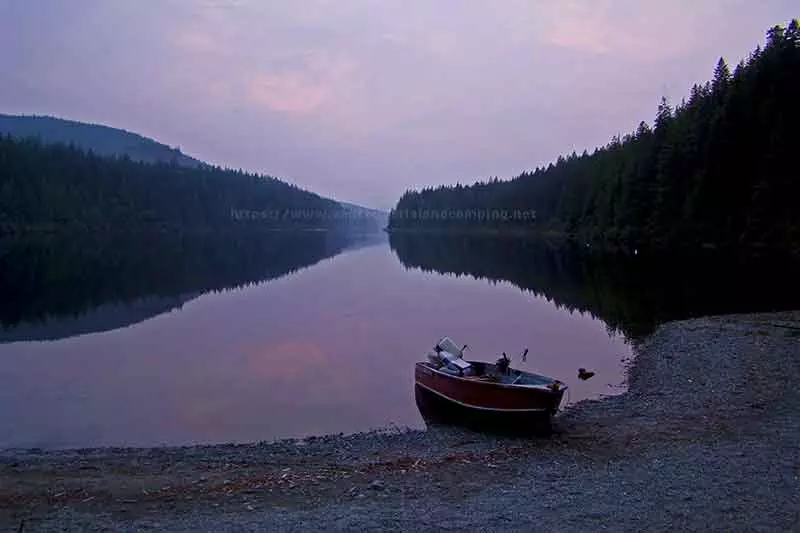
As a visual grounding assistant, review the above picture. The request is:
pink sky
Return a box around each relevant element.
[1,0,796,208]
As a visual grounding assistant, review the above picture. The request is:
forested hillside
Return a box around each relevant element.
[389,21,799,252]
[0,114,203,167]
[0,137,379,232]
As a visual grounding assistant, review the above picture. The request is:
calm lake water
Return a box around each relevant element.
[1,231,796,449]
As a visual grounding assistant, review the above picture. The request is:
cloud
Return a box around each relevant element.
[247,73,328,115]
[537,0,702,60]
[543,4,635,55]
[173,30,221,56]
[243,51,359,119]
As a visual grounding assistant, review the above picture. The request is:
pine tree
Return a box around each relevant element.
[711,58,731,99]
[387,20,799,251]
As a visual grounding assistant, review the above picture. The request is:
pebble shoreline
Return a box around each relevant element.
[2,311,799,532]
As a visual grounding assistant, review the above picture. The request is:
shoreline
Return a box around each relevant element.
[3,310,799,531]
[385,227,800,257]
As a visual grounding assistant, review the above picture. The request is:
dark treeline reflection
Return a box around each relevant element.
[389,232,800,339]
[0,230,381,340]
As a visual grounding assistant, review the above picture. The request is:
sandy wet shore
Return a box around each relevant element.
[2,311,799,532]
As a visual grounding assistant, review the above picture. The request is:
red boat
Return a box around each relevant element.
[414,337,566,433]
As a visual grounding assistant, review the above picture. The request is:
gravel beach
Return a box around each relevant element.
[2,311,799,532]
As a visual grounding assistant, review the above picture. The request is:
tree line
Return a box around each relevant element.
[0,136,380,233]
[388,21,799,252]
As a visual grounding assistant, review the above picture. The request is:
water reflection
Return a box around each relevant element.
[389,232,800,339]
[0,230,383,342]
[0,232,647,448]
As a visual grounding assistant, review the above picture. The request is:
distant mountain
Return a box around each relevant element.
[0,114,204,167]
[0,114,383,220]
[338,201,389,229]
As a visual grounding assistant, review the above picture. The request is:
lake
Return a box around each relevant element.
[1,231,796,449]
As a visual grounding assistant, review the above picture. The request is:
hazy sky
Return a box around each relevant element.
[1,1,796,209]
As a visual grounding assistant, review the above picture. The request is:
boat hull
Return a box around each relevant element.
[415,384,554,436]
[414,362,565,435]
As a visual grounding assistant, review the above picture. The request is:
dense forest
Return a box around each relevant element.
[389,21,799,252]
[0,136,381,232]
[0,114,204,167]
[389,232,800,339]
[0,230,376,333]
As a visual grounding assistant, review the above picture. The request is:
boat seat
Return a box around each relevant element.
[438,366,461,376]
[442,353,472,371]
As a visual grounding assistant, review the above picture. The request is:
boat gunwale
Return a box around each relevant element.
[416,361,567,393]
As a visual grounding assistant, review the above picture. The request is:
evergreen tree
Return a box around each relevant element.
[388,20,800,253]
[0,137,382,233]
